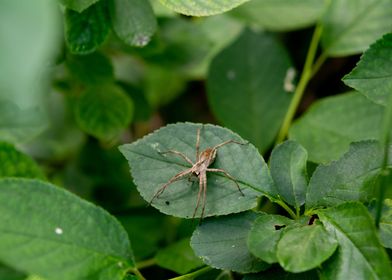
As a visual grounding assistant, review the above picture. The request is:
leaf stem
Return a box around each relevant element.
[136,258,156,270]
[274,199,297,220]
[168,266,212,280]
[275,24,324,144]
[127,268,147,280]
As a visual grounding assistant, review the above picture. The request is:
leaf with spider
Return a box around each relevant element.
[120,123,277,219]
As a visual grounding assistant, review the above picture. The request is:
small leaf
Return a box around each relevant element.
[158,0,250,16]
[231,0,326,31]
[321,0,392,56]
[289,92,384,163]
[75,84,134,140]
[0,142,45,179]
[207,29,293,153]
[119,123,276,219]
[155,238,203,274]
[270,140,308,209]
[318,202,392,279]
[247,214,293,264]
[110,0,157,47]
[65,1,110,54]
[343,33,392,105]
[276,224,337,273]
[0,178,134,279]
[66,52,114,85]
[59,0,99,12]
[191,212,269,273]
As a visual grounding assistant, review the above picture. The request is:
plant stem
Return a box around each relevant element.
[275,24,324,144]
[274,199,297,220]
[136,258,156,270]
[169,266,212,280]
[128,268,147,280]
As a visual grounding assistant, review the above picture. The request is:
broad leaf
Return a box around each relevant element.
[65,1,110,54]
[318,202,392,279]
[75,84,134,140]
[155,238,203,274]
[207,29,293,153]
[289,92,383,163]
[66,52,114,85]
[247,214,293,264]
[343,33,392,105]
[321,0,392,56]
[0,142,45,179]
[306,141,390,209]
[158,0,250,16]
[191,212,269,273]
[276,224,338,273]
[231,0,326,31]
[110,0,157,47]
[0,178,134,280]
[119,123,276,218]
[59,0,99,12]
[270,140,308,209]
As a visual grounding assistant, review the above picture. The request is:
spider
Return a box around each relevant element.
[150,127,246,220]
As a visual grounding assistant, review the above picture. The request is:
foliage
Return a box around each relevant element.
[1,0,392,280]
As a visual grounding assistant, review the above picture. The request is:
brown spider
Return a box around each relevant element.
[150,127,246,220]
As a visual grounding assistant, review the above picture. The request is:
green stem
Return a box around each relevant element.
[136,258,156,270]
[169,266,212,280]
[274,199,297,220]
[128,268,147,280]
[275,24,324,144]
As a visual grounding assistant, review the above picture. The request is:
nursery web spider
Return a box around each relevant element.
[150,127,246,220]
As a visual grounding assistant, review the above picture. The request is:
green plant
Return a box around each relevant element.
[1,0,392,279]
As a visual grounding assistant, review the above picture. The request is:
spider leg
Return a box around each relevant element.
[149,168,193,205]
[159,150,193,165]
[213,140,248,150]
[192,172,204,220]
[196,127,201,161]
[207,168,245,196]
[200,171,208,222]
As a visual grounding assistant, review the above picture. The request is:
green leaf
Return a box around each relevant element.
[343,33,392,105]
[59,0,99,12]
[306,141,389,209]
[158,0,250,16]
[243,267,319,280]
[318,202,392,279]
[276,224,337,273]
[270,141,308,209]
[110,0,157,47]
[247,214,293,264]
[207,29,293,153]
[369,199,392,249]
[191,212,269,273]
[0,262,25,280]
[155,238,204,274]
[321,0,392,56]
[65,1,110,54]
[0,142,45,179]
[75,84,134,140]
[119,123,276,219]
[230,0,326,31]
[66,52,114,85]
[289,92,384,163]
[0,178,134,280]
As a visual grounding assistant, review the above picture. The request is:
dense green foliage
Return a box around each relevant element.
[1,0,392,279]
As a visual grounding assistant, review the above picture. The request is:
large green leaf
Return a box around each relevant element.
[59,0,99,12]
[0,142,45,179]
[155,238,204,274]
[191,212,269,273]
[276,224,337,273]
[318,202,392,279]
[247,214,293,264]
[74,84,134,140]
[65,1,110,54]
[110,0,157,47]
[289,92,383,163]
[158,0,250,16]
[0,178,134,280]
[306,141,390,209]
[207,29,293,153]
[270,140,308,210]
[119,123,276,218]
[231,0,326,31]
[321,0,392,56]
[343,33,392,106]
